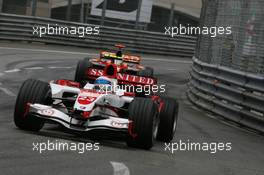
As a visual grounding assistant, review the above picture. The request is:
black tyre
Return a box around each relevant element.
[14,79,51,131]
[74,57,93,83]
[157,97,179,142]
[138,67,154,77]
[126,98,159,149]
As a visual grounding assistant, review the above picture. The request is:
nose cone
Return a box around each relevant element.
[104,64,118,78]
[77,96,97,105]
[74,91,99,111]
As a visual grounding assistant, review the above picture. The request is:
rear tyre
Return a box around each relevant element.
[157,97,179,142]
[126,98,158,149]
[74,57,93,84]
[14,79,51,131]
[138,67,154,77]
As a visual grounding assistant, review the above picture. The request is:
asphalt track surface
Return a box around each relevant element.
[0,41,263,175]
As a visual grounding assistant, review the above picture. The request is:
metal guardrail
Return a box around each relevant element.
[0,13,196,57]
[187,57,264,133]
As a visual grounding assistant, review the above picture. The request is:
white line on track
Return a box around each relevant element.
[110,161,130,175]
[4,69,21,73]
[48,66,73,69]
[24,67,44,70]
[0,46,192,64]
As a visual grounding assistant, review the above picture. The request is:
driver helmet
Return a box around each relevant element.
[94,76,113,92]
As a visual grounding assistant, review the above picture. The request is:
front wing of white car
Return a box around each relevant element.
[28,103,130,133]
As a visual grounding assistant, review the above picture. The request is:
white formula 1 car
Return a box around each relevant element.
[14,65,178,149]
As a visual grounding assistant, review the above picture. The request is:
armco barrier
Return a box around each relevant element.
[187,57,264,133]
[0,13,196,57]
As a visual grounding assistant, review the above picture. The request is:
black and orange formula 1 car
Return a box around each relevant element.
[74,44,155,86]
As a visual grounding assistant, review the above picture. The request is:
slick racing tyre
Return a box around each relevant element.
[138,67,154,77]
[14,79,51,131]
[127,98,159,149]
[74,57,93,84]
[157,97,179,142]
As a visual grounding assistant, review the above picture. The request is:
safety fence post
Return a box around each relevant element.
[100,0,107,26]
[66,0,72,21]
[135,0,143,29]
[31,0,37,16]
[168,3,175,27]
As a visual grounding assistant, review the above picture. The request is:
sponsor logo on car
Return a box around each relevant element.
[111,121,128,128]
[88,68,155,85]
[78,96,97,105]
[38,108,55,116]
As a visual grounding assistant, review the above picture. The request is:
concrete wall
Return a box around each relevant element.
[26,0,52,17]
[52,0,88,8]
[2,0,51,17]
[153,0,202,18]
[0,0,201,25]
[51,0,202,18]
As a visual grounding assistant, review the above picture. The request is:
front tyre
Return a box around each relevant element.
[14,79,51,131]
[157,97,179,142]
[74,57,93,84]
[126,98,159,149]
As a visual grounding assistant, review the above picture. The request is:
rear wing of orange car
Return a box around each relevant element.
[123,55,141,64]
[100,51,141,63]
